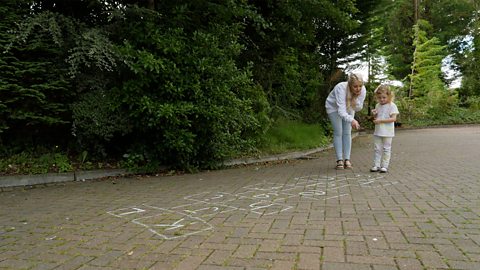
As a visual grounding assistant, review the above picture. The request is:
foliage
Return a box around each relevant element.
[463,96,480,111]
[458,11,480,99]
[403,106,480,127]
[105,5,269,169]
[0,151,72,175]
[409,19,447,98]
[380,0,415,80]
[0,1,121,154]
[395,88,461,125]
[71,90,131,157]
[425,0,476,88]
[368,0,479,96]
[0,2,73,144]
[241,0,370,121]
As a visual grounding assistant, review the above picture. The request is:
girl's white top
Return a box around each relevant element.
[325,82,367,122]
[374,102,399,137]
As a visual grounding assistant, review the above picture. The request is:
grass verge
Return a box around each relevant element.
[257,119,331,155]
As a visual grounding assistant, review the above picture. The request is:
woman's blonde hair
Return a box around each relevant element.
[374,84,395,102]
[346,73,363,110]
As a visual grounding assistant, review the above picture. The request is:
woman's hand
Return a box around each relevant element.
[351,119,360,130]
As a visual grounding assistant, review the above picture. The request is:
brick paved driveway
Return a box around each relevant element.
[1,126,480,270]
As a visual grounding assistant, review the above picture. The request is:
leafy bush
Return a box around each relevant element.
[463,96,480,111]
[71,90,131,157]
[100,7,270,170]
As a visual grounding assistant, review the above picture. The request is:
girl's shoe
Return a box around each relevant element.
[380,167,388,173]
[344,159,352,169]
[336,160,344,170]
[370,166,379,172]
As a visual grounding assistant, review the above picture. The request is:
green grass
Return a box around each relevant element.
[257,119,331,155]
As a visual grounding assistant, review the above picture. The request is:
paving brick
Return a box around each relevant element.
[197,265,243,270]
[257,239,281,252]
[203,250,233,265]
[270,260,296,270]
[227,257,274,268]
[303,239,343,248]
[371,265,398,270]
[297,253,320,269]
[282,233,304,245]
[396,258,424,270]
[322,262,371,270]
[434,244,468,261]
[173,255,207,270]
[232,244,258,258]
[322,246,345,262]
[447,260,480,270]
[346,255,396,265]
[416,250,449,269]
[88,250,124,266]
[0,259,36,269]
[369,248,416,258]
[345,241,368,255]
[304,229,324,241]
[255,251,296,261]
[51,256,95,270]
[279,246,322,254]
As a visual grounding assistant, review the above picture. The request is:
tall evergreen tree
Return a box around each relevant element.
[409,19,447,98]
[0,1,73,149]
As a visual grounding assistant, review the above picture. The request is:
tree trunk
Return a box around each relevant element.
[413,0,419,23]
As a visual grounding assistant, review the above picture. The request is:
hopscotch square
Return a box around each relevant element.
[107,207,147,218]
[223,196,262,210]
[132,210,212,240]
[278,186,329,201]
[223,197,291,215]
[236,190,295,202]
[171,202,236,218]
[184,192,238,204]
[249,201,292,216]
[242,182,288,191]
[297,189,328,200]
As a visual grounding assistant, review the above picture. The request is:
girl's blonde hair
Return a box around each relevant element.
[346,73,363,110]
[374,84,395,102]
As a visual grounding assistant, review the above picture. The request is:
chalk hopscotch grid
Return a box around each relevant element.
[107,173,397,239]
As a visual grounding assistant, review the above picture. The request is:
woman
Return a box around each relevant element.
[325,73,366,169]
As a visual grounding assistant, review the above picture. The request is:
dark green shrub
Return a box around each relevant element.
[101,7,270,170]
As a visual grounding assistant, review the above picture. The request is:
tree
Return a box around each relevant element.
[457,0,480,99]
[409,19,447,98]
[240,0,374,122]
[0,1,74,149]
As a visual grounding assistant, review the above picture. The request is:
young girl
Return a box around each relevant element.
[325,73,366,169]
[370,85,399,173]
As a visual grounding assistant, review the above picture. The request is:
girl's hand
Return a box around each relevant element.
[351,119,360,129]
[371,109,377,115]
[373,119,381,124]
